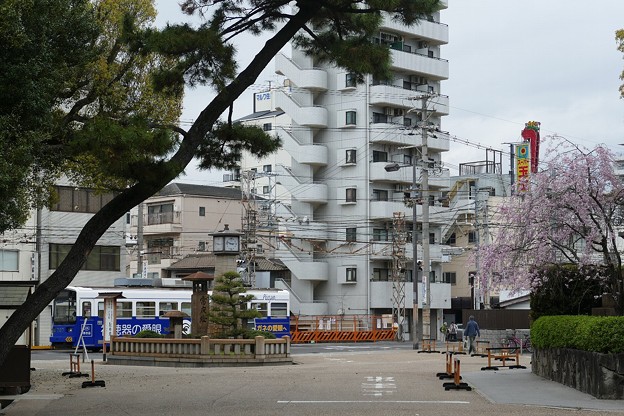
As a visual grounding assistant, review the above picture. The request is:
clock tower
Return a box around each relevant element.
[211,224,242,276]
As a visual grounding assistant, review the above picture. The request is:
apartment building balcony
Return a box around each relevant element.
[390,49,449,80]
[370,161,419,183]
[275,54,328,92]
[277,165,328,205]
[142,212,183,234]
[278,127,328,167]
[369,124,449,151]
[275,89,328,128]
[280,257,329,282]
[369,200,412,219]
[279,222,328,241]
[381,17,449,44]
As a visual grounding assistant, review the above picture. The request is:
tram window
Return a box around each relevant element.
[97,302,104,318]
[53,291,77,324]
[117,301,133,318]
[181,302,191,315]
[253,302,268,317]
[136,301,156,318]
[270,302,288,317]
[159,301,178,316]
[82,301,92,318]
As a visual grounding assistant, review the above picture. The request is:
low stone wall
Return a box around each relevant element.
[532,348,624,399]
[107,335,292,368]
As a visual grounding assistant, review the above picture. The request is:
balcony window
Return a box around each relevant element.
[148,203,174,225]
[372,112,388,124]
[346,267,357,282]
[346,228,357,242]
[263,164,272,172]
[346,188,357,203]
[373,268,390,281]
[372,150,388,162]
[345,111,357,126]
[372,228,388,241]
[51,185,115,213]
[345,149,357,164]
[262,123,272,131]
[372,189,388,201]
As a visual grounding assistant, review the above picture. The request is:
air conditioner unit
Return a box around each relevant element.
[418,41,429,49]
[394,108,404,116]
[384,107,394,116]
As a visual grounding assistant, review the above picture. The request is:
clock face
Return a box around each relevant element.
[225,236,239,251]
[213,236,224,252]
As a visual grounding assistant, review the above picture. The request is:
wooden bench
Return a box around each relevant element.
[481,347,526,371]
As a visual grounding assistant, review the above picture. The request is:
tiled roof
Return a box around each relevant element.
[167,254,216,270]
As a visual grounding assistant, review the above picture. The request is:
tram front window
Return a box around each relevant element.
[53,290,77,324]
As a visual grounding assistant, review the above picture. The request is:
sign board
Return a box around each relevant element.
[254,317,290,338]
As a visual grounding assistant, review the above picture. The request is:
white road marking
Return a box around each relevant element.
[278,400,469,404]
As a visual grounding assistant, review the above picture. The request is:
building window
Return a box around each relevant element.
[372,150,388,162]
[126,212,131,224]
[446,233,456,245]
[443,272,456,285]
[262,123,272,131]
[199,207,205,216]
[372,228,388,241]
[345,111,357,125]
[404,117,412,127]
[0,249,18,272]
[147,203,174,225]
[468,231,477,243]
[346,188,357,202]
[372,189,388,201]
[429,232,435,244]
[345,149,357,164]
[51,186,115,213]
[373,268,390,281]
[345,73,357,88]
[262,186,270,194]
[263,164,272,172]
[198,241,206,251]
[346,267,357,282]
[372,112,388,124]
[49,244,120,271]
[346,228,357,242]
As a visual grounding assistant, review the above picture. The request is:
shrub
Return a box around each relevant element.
[244,330,276,339]
[532,315,624,353]
[134,330,165,338]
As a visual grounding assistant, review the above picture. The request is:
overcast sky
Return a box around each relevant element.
[156,1,624,184]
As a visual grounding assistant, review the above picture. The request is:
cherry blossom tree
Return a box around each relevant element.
[477,136,624,314]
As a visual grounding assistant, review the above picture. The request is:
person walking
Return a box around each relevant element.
[448,322,458,342]
[464,315,480,355]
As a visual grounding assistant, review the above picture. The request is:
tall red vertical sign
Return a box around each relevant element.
[521,121,541,173]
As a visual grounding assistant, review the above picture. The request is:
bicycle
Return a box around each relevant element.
[501,331,532,354]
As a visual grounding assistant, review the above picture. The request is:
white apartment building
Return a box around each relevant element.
[234,6,453,340]
[0,181,127,346]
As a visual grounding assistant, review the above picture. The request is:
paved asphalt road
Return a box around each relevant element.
[3,343,624,416]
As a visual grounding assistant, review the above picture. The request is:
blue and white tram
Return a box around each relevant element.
[50,286,291,349]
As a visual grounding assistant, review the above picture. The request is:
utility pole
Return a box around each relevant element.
[391,212,407,341]
[137,203,144,278]
[420,94,432,341]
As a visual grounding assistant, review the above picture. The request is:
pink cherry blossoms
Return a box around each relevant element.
[476,137,624,303]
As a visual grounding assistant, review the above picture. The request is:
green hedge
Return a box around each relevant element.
[532,315,624,353]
